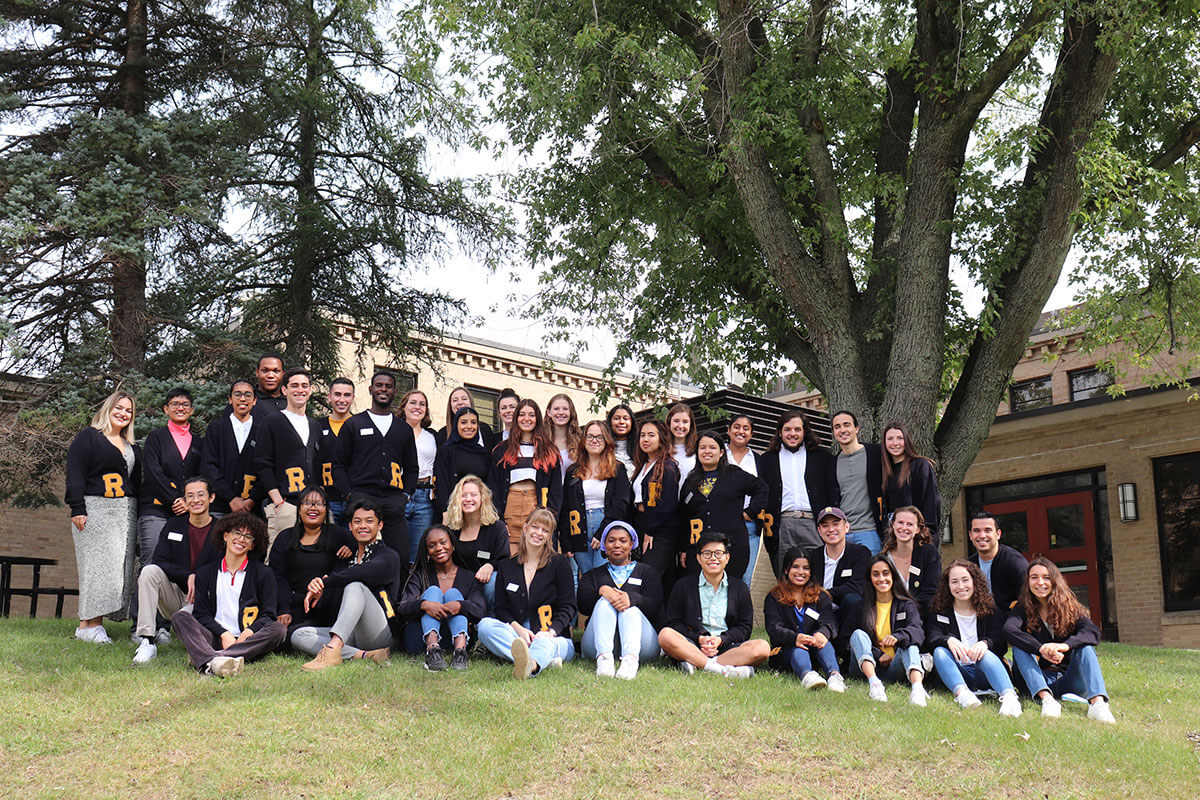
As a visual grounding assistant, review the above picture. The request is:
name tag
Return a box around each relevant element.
[896,611,907,620]
[506,583,519,592]
[683,492,694,504]
[477,550,491,560]
[249,439,256,448]
[804,607,820,620]
[910,566,921,576]
[359,428,373,436]
[936,614,950,624]
[322,429,330,436]
[167,531,184,542]
[627,577,643,586]
[840,568,852,578]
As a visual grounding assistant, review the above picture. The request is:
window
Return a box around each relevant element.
[372,367,416,394]
[1153,452,1200,612]
[466,385,499,429]
[1069,368,1112,402]
[1009,377,1053,413]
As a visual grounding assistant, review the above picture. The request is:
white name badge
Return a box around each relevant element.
[896,612,907,620]
[683,492,694,504]
[840,568,852,578]
[477,550,491,560]
[167,531,184,542]
[627,577,643,586]
[506,583,519,592]
[936,614,950,625]
[910,566,921,576]
[804,607,821,620]
[359,428,373,436]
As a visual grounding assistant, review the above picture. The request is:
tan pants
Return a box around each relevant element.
[135,564,189,637]
[265,501,298,558]
[504,487,539,555]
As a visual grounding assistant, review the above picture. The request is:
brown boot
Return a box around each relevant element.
[361,648,390,664]
[301,644,343,671]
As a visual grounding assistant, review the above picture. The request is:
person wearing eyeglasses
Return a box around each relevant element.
[170,512,285,677]
[139,387,203,574]
[201,380,261,519]
[657,532,770,678]
[560,421,632,578]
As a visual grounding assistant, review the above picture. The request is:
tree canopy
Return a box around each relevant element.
[437,0,1200,505]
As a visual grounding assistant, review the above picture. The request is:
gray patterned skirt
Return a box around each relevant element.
[71,495,137,620]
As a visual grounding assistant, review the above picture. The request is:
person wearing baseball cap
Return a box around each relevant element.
[806,506,872,667]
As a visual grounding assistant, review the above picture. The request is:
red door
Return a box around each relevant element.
[983,491,1102,624]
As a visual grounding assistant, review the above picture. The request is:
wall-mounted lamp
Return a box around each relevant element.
[1118,482,1138,522]
[941,516,952,544]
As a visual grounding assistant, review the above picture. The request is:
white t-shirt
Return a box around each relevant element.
[367,410,393,437]
[954,611,980,649]
[727,446,758,508]
[674,443,695,487]
[215,560,248,635]
[415,428,437,479]
[633,463,652,504]
[583,478,606,511]
[281,409,310,446]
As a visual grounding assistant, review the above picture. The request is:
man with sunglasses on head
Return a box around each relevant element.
[658,531,770,678]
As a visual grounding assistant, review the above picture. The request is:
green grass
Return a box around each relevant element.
[1,618,1197,799]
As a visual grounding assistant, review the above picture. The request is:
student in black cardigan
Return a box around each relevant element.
[267,486,354,636]
[758,409,839,571]
[490,398,562,552]
[139,386,203,568]
[847,556,929,705]
[478,508,576,679]
[255,369,322,548]
[927,560,1022,716]
[881,505,942,617]
[967,512,1029,615]
[201,380,260,516]
[1004,557,1114,723]
[658,532,770,678]
[433,407,493,518]
[630,418,681,588]
[294,500,401,669]
[763,547,845,692]
[679,432,768,580]
[170,512,286,677]
[65,390,141,643]
[561,420,632,577]
[444,475,510,612]
[806,507,872,655]
[881,421,941,533]
[578,522,663,679]
[397,525,486,670]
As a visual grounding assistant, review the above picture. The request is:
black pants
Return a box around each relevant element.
[347,490,410,560]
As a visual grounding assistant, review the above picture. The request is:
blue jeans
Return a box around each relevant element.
[405,487,434,563]
[743,519,760,585]
[580,599,660,660]
[573,509,607,577]
[1012,645,1108,701]
[477,617,575,672]
[328,500,346,526]
[400,586,469,654]
[933,646,1014,694]
[781,642,841,678]
[847,528,882,554]
[849,629,922,683]
[481,571,498,615]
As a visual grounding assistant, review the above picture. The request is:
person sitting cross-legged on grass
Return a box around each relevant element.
[170,512,285,678]
[396,525,486,671]
[763,546,846,692]
[847,555,930,705]
[1004,557,1115,724]
[657,531,770,679]
[293,500,402,670]
[927,559,1022,717]
[478,507,577,679]
[577,521,663,680]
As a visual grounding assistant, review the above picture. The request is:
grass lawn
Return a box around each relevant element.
[1,618,1197,799]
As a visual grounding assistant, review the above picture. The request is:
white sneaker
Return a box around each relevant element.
[1087,699,1115,724]
[868,681,888,702]
[511,638,535,680]
[999,692,1022,718]
[595,653,616,678]
[616,655,639,680]
[75,625,111,644]
[546,657,564,670]
[920,652,934,674]
[679,661,696,675]
[800,671,827,690]
[208,656,243,678]
[722,665,754,679]
[1040,695,1062,718]
[826,673,846,693]
[703,657,726,675]
[154,627,172,646]
[910,684,930,707]
[955,689,983,709]
[132,639,158,665]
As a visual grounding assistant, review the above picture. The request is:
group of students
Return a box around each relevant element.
[62,356,1114,722]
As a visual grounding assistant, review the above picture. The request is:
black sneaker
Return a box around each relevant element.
[450,647,469,671]
[424,646,447,672]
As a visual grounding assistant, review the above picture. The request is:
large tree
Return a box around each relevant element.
[439,0,1200,505]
